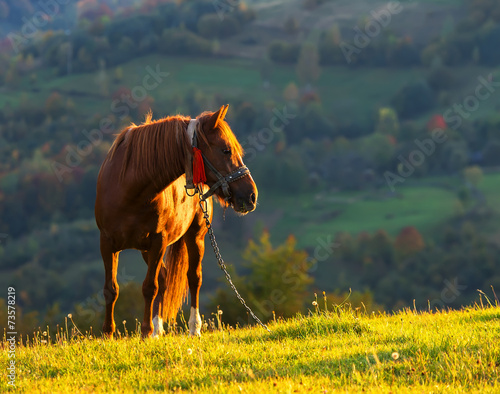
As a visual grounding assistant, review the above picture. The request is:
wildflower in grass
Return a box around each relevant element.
[187,348,193,355]
[122,320,126,325]
[312,301,318,306]
[67,313,72,319]
[43,331,47,336]
[392,352,399,360]
[218,310,223,315]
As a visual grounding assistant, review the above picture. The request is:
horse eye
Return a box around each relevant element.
[222,148,231,155]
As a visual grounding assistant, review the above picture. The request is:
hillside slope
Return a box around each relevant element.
[2,304,499,392]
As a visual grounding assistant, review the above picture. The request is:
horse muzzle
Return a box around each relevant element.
[233,191,257,214]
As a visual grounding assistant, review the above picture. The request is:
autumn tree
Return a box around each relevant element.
[283,81,299,102]
[463,165,483,187]
[394,226,425,261]
[210,230,313,325]
[375,107,400,138]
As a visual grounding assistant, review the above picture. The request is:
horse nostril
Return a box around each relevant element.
[250,193,256,205]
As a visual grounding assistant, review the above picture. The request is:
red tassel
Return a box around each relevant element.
[192,147,206,185]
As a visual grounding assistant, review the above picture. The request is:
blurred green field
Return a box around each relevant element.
[8,54,499,129]
[254,167,500,249]
[258,186,456,248]
[479,172,500,203]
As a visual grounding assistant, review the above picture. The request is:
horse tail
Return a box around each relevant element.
[161,237,190,321]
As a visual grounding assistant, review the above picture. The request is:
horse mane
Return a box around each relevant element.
[108,113,190,190]
[107,111,244,191]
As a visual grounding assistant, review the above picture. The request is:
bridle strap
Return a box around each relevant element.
[200,160,250,200]
[184,119,250,201]
[186,119,197,144]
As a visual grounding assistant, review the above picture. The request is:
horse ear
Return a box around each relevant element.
[207,104,229,130]
[220,104,229,120]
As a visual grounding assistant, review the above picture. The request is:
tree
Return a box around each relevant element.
[283,16,299,34]
[391,80,435,119]
[319,24,343,65]
[482,141,500,166]
[45,92,66,119]
[210,231,313,325]
[394,226,425,261]
[427,67,456,91]
[375,107,400,138]
[463,165,483,187]
[296,42,321,86]
[0,1,9,20]
[197,13,240,38]
[114,66,123,83]
[283,82,299,102]
[359,133,395,171]
[95,59,109,96]
[268,41,300,64]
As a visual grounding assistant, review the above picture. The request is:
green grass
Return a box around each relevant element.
[479,172,500,205]
[9,52,497,126]
[251,169,500,249]
[258,185,457,248]
[3,304,500,392]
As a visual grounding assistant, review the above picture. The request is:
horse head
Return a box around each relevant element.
[192,105,258,214]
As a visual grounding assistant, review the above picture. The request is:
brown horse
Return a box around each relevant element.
[95,105,258,338]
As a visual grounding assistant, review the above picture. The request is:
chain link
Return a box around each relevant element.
[196,188,271,333]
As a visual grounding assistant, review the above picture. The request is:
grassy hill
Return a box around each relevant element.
[2,303,499,392]
[8,51,499,129]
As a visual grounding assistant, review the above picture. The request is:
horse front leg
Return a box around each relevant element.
[186,229,206,337]
[101,235,120,339]
[141,236,167,339]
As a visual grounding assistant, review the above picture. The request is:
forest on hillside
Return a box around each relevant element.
[1,0,500,333]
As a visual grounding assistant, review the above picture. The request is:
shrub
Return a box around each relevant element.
[268,40,300,64]
[427,66,456,91]
[392,80,435,119]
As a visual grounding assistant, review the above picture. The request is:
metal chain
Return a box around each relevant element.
[196,188,271,333]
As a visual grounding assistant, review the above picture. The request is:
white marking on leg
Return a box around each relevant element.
[152,315,164,338]
[188,306,202,337]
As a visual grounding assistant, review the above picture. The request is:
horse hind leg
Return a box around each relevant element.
[141,236,167,338]
[159,237,190,332]
[143,250,167,338]
[101,234,120,339]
